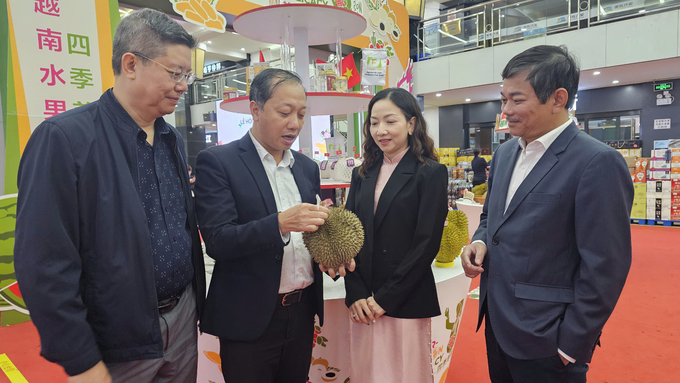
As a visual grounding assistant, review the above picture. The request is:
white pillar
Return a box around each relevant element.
[293,27,312,158]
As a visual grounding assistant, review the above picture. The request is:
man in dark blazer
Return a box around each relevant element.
[194,69,330,383]
[461,45,634,382]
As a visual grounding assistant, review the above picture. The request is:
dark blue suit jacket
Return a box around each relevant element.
[472,123,633,363]
[194,133,324,340]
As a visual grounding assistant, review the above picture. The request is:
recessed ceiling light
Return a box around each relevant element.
[593,71,601,75]
[465,98,471,102]
[241,48,245,51]
[521,28,527,31]
[436,93,442,97]
[613,80,620,84]
[639,9,646,13]
[501,15,505,18]
[206,40,212,44]
[232,32,238,35]
[500,84,503,87]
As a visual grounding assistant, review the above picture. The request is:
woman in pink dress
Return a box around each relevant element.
[343,88,448,382]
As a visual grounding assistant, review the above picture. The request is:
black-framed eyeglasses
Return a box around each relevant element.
[132,52,197,85]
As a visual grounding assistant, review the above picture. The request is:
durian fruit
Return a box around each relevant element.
[303,205,364,268]
[471,183,488,196]
[435,210,469,267]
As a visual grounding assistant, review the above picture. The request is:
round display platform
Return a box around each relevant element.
[220,92,372,116]
[233,4,367,46]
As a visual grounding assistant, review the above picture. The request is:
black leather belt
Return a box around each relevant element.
[277,288,307,307]
[158,287,185,315]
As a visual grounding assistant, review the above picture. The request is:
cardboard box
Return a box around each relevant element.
[630,148,642,157]
[649,170,671,180]
[633,183,647,197]
[647,197,671,209]
[647,207,661,220]
[647,180,671,194]
[653,149,670,158]
[630,205,646,219]
[673,179,680,191]
[650,159,671,169]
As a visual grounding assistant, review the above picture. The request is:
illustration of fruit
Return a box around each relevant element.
[203,350,222,372]
[0,195,30,325]
[171,0,226,32]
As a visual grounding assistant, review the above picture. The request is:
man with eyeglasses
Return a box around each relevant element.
[15,9,205,383]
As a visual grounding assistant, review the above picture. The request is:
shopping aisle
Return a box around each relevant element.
[1,225,678,383]
[446,224,680,383]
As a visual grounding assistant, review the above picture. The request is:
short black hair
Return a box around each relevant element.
[249,68,305,108]
[473,148,480,156]
[501,45,579,110]
[112,9,197,76]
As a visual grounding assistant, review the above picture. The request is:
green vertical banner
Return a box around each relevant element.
[0,0,120,326]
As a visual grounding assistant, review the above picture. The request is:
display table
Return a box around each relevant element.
[455,198,483,239]
[197,263,471,383]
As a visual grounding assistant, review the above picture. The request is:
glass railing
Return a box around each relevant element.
[417,8,486,60]
[417,0,680,60]
[595,0,680,23]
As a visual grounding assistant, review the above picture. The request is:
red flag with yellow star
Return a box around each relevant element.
[341,53,360,89]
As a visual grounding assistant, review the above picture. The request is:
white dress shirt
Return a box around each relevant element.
[477,118,577,363]
[249,130,314,294]
[504,119,573,213]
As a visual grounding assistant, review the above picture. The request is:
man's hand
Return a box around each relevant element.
[559,354,570,366]
[366,297,385,321]
[461,242,487,279]
[319,259,356,278]
[68,361,111,383]
[278,203,329,234]
[349,298,375,324]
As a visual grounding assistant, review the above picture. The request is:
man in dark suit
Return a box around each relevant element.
[461,45,633,382]
[194,69,330,383]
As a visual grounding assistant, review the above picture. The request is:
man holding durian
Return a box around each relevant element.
[194,69,350,383]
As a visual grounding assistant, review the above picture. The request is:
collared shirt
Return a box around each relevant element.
[137,122,193,301]
[504,119,573,213]
[374,146,410,213]
[248,130,314,293]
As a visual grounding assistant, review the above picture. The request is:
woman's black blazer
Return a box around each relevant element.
[343,150,448,318]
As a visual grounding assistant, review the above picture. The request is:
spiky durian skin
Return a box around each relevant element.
[303,207,365,268]
[471,183,488,196]
[435,210,469,264]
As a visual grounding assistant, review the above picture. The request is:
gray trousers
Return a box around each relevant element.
[107,284,198,383]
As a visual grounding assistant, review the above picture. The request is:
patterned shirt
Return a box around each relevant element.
[136,122,193,301]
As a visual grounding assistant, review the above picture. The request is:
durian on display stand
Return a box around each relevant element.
[435,210,469,268]
[303,202,365,269]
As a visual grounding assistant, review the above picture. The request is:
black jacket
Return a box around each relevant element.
[471,156,488,183]
[343,151,448,318]
[14,89,206,376]
[194,133,324,340]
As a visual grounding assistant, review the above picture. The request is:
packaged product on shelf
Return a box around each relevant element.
[630,199,646,219]
[652,149,670,158]
[673,179,680,191]
[331,157,362,182]
[646,198,671,220]
[647,180,671,196]
[246,63,270,94]
[650,158,671,169]
[649,170,671,180]
[222,86,239,100]
[319,158,332,179]
[333,76,348,93]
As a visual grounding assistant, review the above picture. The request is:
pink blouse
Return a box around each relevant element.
[374,147,410,213]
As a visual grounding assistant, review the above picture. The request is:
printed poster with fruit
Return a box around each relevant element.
[0,0,120,326]
[171,0,226,32]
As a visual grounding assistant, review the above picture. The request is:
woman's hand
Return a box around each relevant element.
[367,297,386,321]
[349,299,375,324]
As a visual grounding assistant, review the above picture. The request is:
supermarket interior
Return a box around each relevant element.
[1,0,679,382]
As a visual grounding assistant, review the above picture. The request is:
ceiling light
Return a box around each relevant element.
[501,15,505,18]
[206,40,212,44]
[465,98,471,102]
[593,71,601,75]
[232,32,238,35]
[639,9,646,13]
[240,48,245,51]
[613,80,620,84]
[521,28,527,31]
[436,93,442,97]
[500,84,503,87]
